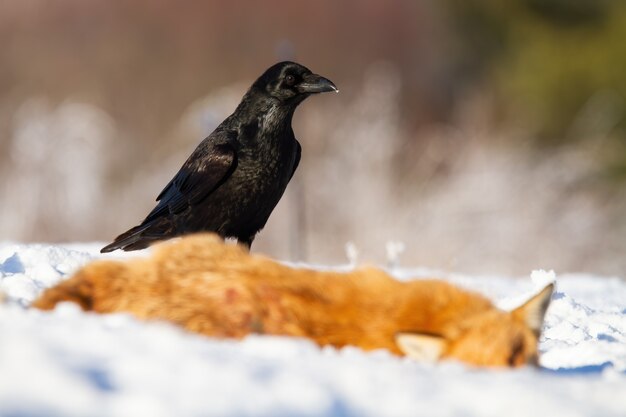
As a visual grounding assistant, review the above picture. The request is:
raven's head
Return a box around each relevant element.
[252,61,338,105]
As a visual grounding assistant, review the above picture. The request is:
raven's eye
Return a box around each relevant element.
[285,74,296,86]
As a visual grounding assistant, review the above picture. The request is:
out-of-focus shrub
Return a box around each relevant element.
[448,0,626,146]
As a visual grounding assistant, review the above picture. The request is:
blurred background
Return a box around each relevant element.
[1,0,625,276]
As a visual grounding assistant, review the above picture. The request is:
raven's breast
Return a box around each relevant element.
[201,135,298,238]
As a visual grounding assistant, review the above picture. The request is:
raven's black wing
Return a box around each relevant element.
[100,139,237,253]
[147,141,238,221]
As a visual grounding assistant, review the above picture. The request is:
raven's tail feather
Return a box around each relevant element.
[100,224,150,253]
[100,219,173,253]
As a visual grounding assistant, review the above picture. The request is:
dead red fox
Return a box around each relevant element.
[33,234,553,367]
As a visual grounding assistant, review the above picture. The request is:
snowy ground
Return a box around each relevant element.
[0,242,625,417]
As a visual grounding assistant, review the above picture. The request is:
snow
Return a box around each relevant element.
[0,242,625,417]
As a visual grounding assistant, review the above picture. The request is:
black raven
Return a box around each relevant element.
[101,61,337,253]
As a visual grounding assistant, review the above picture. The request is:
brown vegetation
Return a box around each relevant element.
[1,0,625,275]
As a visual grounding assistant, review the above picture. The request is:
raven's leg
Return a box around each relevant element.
[238,236,254,251]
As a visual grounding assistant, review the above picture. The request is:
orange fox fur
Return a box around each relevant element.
[33,234,553,367]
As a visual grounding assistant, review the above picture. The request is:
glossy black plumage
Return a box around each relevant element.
[101,61,337,253]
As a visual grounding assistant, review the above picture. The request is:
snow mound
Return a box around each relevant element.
[0,242,625,417]
[0,243,92,304]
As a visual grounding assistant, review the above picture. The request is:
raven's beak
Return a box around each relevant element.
[297,73,339,94]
